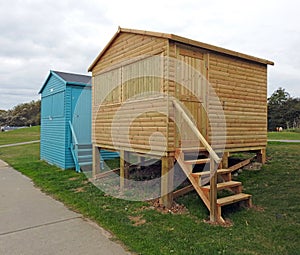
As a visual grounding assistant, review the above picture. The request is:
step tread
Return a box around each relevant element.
[77,145,92,149]
[78,148,92,152]
[191,169,231,177]
[217,193,252,206]
[185,158,210,165]
[79,162,92,166]
[78,155,92,159]
[201,181,241,190]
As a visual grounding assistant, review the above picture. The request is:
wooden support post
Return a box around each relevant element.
[256,148,266,164]
[124,151,130,180]
[92,145,100,178]
[210,157,218,222]
[222,151,230,169]
[160,156,174,208]
[120,150,125,191]
[137,155,145,170]
[120,150,129,191]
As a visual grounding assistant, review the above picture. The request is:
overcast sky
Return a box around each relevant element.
[0,0,299,110]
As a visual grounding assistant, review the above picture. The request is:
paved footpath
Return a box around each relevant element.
[0,160,131,255]
[0,140,40,148]
[268,140,300,143]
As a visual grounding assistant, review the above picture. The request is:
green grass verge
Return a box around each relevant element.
[0,126,40,145]
[0,129,299,254]
[268,131,300,140]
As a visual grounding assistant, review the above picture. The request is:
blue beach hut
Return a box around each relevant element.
[39,70,118,172]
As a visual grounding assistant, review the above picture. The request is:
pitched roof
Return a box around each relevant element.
[39,70,91,94]
[88,27,274,72]
[53,71,91,84]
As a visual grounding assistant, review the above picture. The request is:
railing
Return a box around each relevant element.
[69,121,80,172]
[173,100,220,163]
[173,99,221,222]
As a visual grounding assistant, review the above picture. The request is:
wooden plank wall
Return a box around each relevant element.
[208,53,268,149]
[93,97,173,155]
[92,33,167,75]
[92,32,173,155]
[91,31,268,155]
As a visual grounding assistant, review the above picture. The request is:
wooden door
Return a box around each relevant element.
[71,87,92,144]
[175,46,209,147]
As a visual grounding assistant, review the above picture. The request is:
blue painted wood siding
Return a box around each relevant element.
[40,74,67,169]
[64,86,74,169]
[41,72,118,170]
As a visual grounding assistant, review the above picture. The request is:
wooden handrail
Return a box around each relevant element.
[68,121,81,172]
[172,100,220,163]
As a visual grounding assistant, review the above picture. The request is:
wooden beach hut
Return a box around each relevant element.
[88,28,274,223]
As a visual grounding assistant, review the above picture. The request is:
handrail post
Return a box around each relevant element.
[209,156,218,222]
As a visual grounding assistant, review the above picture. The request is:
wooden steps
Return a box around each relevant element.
[191,168,232,184]
[191,168,231,177]
[217,193,252,207]
[201,181,242,192]
[175,148,252,223]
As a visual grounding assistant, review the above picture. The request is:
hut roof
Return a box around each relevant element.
[88,27,274,72]
[53,71,92,85]
[39,70,91,94]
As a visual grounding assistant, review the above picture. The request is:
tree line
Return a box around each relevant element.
[0,100,41,127]
[268,88,300,131]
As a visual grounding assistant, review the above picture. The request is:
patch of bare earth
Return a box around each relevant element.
[252,205,265,212]
[148,199,189,215]
[203,218,233,227]
[128,216,146,226]
[243,162,262,171]
[74,187,85,193]
[69,177,79,181]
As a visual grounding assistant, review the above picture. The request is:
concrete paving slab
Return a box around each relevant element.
[0,160,130,255]
[0,162,79,234]
[0,218,128,255]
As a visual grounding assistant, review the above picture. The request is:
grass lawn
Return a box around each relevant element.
[268,131,300,140]
[0,127,299,254]
[0,126,40,145]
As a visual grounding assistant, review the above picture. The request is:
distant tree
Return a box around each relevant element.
[0,100,40,127]
[268,88,300,131]
[0,110,7,126]
[268,87,290,106]
[285,98,300,129]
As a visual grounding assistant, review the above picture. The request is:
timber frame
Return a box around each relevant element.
[89,27,273,223]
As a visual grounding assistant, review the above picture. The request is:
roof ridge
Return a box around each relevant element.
[52,70,91,78]
[88,27,274,72]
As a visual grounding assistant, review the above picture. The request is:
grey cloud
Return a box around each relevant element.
[0,0,300,110]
